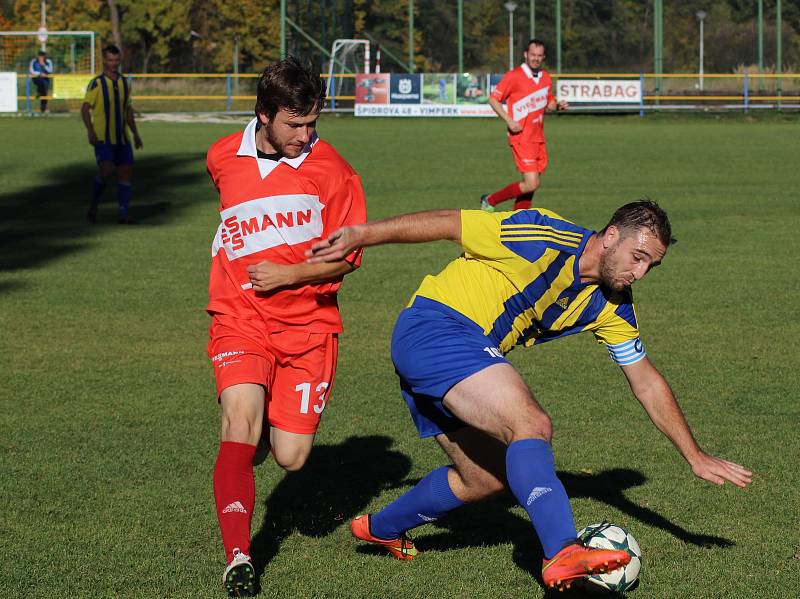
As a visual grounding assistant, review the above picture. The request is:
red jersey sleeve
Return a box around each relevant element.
[206,145,221,190]
[314,171,367,296]
[324,173,367,267]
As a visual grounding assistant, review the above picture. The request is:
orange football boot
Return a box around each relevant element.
[350,515,419,561]
[541,542,630,591]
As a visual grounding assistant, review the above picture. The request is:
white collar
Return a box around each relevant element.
[520,63,543,83]
[236,117,318,179]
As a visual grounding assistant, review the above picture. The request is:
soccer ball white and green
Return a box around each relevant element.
[577,522,642,594]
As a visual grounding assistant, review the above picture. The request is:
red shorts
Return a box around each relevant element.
[208,314,339,435]
[510,142,548,173]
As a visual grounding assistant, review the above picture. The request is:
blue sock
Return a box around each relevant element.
[118,181,132,218]
[505,439,577,559]
[370,466,465,539]
[90,177,106,211]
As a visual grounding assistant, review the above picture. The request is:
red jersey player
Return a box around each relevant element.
[481,39,568,212]
[206,57,366,597]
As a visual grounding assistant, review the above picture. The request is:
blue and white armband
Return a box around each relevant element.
[606,338,646,366]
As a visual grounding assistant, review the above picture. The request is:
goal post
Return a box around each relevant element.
[326,39,370,110]
[0,31,96,75]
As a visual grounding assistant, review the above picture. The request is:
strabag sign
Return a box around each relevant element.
[557,79,642,104]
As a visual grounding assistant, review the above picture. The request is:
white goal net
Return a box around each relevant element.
[326,39,370,109]
[0,31,96,74]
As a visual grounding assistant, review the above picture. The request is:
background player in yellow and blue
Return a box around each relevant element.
[482,39,567,212]
[308,201,752,590]
[81,45,143,224]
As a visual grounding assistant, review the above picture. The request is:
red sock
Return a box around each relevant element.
[514,192,534,210]
[487,182,522,206]
[214,441,257,563]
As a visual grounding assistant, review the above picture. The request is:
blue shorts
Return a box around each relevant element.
[391,296,510,438]
[94,142,134,166]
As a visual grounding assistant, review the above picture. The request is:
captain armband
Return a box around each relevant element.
[606,338,646,366]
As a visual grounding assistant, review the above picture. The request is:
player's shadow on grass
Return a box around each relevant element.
[0,153,207,276]
[407,468,732,592]
[249,435,412,581]
[560,469,734,548]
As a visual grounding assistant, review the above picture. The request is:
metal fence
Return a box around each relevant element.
[13,72,800,114]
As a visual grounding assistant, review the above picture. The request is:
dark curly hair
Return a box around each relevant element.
[526,39,547,53]
[254,56,326,121]
[601,199,677,247]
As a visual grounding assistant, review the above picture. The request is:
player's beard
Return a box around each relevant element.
[526,56,543,73]
[599,242,632,292]
[264,123,305,159]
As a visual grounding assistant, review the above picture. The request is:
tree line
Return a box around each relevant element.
[2,0,798,74]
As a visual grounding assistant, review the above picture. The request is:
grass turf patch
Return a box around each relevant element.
[1,114,799,598]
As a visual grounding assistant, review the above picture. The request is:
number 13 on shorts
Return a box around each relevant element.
[267,331,338,435]
[295,382,329,414]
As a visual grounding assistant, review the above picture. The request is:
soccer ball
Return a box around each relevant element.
[577,522,642,593]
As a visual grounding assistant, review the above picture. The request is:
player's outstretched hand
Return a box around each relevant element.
[247,260,294,292]
[557,100,569,111]
[306,226,361,263]
[690,452,752,488]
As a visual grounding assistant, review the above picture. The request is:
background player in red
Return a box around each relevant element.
[205,57,366,597]
[481,39,568,212]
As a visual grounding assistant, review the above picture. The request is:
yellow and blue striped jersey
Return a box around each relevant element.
[410,208,642,360]
[83,74,132,145]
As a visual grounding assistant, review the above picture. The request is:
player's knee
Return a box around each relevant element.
[276,457,306,472]
[272,444,312,472]
[511,411,552,443]
[97,167,113,181]
[520,179,540,194]
[272,449,311,472]
[220,414,261,445]
[529,411,552,441]
[219,384,264,444]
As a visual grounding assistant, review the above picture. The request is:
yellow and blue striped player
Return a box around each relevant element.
[392,207,643,440]
[307,200,752,590]
[81,45,143,224]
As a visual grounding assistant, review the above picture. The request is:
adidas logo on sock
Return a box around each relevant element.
[526,486,553,506]
[223,501,247,514]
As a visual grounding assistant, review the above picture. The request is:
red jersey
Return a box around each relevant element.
[206,118,367,332]
[490,64,555,145]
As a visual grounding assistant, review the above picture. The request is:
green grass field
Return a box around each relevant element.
[1,113,799,598]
